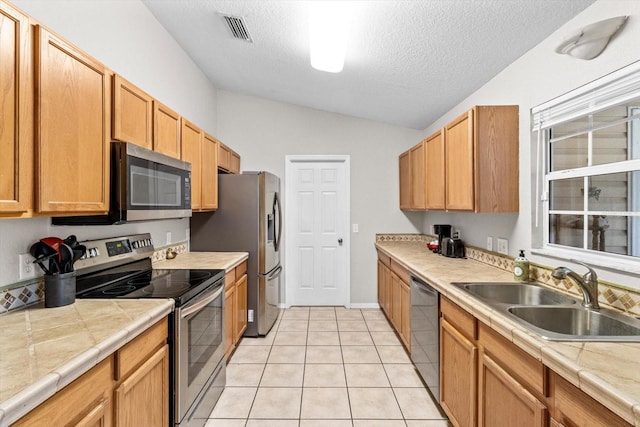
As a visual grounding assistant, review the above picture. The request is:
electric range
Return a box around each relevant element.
[75,233,226,427]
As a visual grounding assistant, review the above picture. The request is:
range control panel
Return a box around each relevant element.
[75,233,154,272]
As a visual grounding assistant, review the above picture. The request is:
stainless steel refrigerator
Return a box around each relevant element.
[190,171,282,336]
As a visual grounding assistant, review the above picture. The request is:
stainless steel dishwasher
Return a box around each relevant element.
[410,275,440,401]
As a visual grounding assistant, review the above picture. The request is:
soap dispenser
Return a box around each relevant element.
[514,249,530,282]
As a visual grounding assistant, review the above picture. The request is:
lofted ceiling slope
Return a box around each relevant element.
[142,0,595,130]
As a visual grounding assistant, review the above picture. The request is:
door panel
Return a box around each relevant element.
[290,160,348,306]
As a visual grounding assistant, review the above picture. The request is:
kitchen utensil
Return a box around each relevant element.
[29,241,58,274]
[60,243,74,273]
[40,237,64,263]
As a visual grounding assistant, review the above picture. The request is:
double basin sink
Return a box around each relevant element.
[452,282,640,341]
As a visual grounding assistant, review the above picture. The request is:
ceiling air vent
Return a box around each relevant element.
[221,14,253,43]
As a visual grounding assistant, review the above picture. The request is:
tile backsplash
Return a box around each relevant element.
[0,240,189,314]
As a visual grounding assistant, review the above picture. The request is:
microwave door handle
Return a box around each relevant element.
[180,286,224,318]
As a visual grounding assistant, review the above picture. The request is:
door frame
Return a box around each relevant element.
[284,155,351,308]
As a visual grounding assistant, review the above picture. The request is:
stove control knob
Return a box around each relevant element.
[94,248,100,257]
[132,241,138,249]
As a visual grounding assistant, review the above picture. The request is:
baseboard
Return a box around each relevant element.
[349,303,381,309]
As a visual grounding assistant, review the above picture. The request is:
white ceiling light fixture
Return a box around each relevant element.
[308,1,354,73]
[555,16,628,60]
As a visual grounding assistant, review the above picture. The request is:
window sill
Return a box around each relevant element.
[532,246,640,276]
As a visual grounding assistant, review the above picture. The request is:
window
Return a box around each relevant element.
[532,61,640,273]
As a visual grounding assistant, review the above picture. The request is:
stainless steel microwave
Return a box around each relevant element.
[53,142,191,225]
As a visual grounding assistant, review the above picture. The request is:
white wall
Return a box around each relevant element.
[216,91,423,304]
[0,0,219,288]
[418,0,640,289]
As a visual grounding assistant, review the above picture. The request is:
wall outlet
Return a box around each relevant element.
[486,237,493,251]
[19,253,41,280]
[497,238,509,255]
[166,231,172,245]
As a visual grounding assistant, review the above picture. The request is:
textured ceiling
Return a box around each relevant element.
[142,0,595,130]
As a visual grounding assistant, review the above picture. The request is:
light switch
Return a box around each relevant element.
[352,224,359,233]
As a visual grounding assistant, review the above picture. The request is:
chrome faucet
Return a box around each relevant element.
[551,260,600,309]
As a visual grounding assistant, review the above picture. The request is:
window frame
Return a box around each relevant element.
[532,60,640,275]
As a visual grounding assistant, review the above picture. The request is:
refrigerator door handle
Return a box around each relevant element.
[273,192,282,252]
[267,265,283,280]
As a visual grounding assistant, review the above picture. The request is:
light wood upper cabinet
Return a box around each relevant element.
[0,0,32,215]
[399,150,411,209]
[112,74,153,150]
[181,119,202,210]
[425,129,446,210]
[35,25,110,214]
[445,111,475,210]
[410,141,426,209]
[445,106,519,212]
[154,101,181,158]
[218,141,241,174]
[201,133,219,210]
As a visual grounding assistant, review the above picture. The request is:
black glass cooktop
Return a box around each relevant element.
[76,259,225,306]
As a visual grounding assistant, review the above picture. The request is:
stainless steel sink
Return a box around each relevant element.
[508,306,640,341]
[452,281,640,342]
[460,282,577,306]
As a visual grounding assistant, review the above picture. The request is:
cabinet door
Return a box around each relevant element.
[478,352,546,427]
[115,345,169,427]
[201,133,219,210]
[35,25,110,213]
[383,263,392,316]
[425,129,445,210]
[440,318,477,427]
[399,150,411,210]
[0,1,32,214]
[153,101,181,158]
[225,286,235,360]
[112,74,153,149]
[391,273,402,329]
[377,260,384,309]
[181,119,202,210]
[230,151,241,174]
[400,280,411,351]
[218,142,231,172]
[410,141,426,209]
[235,274,248,342]
[74,399,110,427]
[445,110,474,211]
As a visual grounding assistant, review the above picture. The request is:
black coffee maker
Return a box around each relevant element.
[433,224,452,254]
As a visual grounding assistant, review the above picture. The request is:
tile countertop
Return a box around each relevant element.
[153,251,248,272]
[0,299,174,427]
[376,240,640,426]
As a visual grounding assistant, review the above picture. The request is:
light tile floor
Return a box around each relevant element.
[206,307,450,427]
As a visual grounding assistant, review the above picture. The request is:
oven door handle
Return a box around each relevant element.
[180,285,224,319]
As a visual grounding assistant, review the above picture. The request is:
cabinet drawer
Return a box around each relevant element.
[377,251,391,267]
[390,259,411,285]
[236,260,247,277]
[440,297,476,340]
[478,322,546,397]
[551,372,631,427]
[14,356,113,426]
[116,317,168,380]
[225,268,236,289]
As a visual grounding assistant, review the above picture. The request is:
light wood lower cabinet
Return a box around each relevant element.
[15,317,169,427]
[440,298,477,427]
[376,252,410,351]
[225,260,248,360]
[478,352,546,427]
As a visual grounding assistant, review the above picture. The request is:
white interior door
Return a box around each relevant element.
[286,156,350,306]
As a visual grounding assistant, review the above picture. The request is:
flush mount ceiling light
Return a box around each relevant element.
[309,1,354,73]
[555,16,628,60]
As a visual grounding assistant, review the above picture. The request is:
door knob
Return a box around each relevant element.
[338,238,343,245]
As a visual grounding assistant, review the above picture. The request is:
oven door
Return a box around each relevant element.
[175,282,225,425]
